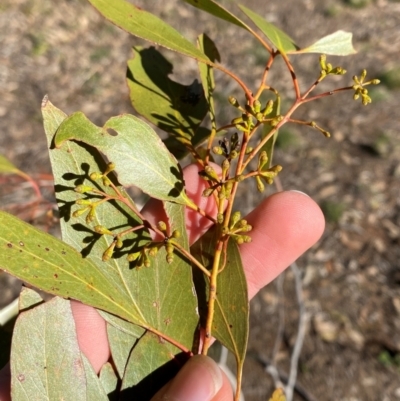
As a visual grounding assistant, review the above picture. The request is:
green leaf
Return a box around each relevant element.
[120,331,184,400]
[238,4,298,53]
[81,354,110,401]
[180,0,250,31]
[296,30,356,56]
[192,227,249,378]
[0,155,20,175]
[0,210,149,326]
[54,111,191,205]
[163,201,189,250]
[42,99,198,351]
[87,0,210,65]
[106,322,142,378]
[19,287,44,311]
[99,362,119,400]
[197,34,219,133]
[126,46,210,160]
[10,297,88,400]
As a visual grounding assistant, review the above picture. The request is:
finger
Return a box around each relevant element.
[241,190,325,299]
[0,363,10,401]
[70,301,110,374]
[151,355,232,401]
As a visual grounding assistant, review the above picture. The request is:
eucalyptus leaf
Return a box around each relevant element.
[81,354,110,401]
[43,99,199,350]
[106,323,141,378]
[180,0,250,31]
[18,287,44,311]
[99,362,119,400]
[238,4,298,53]
[0,155,20,175]
[296,30,356,56]
[192,227,249,378]
[10,297,87,400]
[197,34,219,132]
[126,46,210,160]
[120,331,184,400]
[54,111,191,205]
[87,0,210,65]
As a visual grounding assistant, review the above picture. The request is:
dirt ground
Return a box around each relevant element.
[1,0,400,400]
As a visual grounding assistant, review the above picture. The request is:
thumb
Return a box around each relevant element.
[151,355,232,401]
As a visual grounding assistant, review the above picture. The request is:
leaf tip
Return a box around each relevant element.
[41,94,49,109]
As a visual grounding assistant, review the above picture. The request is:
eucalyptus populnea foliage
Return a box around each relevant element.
[0,0,379,400]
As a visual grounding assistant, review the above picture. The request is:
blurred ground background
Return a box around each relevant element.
[0,0,400,400]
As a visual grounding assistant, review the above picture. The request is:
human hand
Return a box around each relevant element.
[0,164,325,401]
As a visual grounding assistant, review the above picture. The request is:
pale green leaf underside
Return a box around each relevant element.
[238,4,298,53]
[42,99,198,352]
[11,297,97,400]
[54,112,190,205]
[296,30,356,56]
[87,0,210,64]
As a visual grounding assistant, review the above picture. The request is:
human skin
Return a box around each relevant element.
[0,164,325,401]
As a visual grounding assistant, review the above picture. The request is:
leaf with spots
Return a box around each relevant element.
[10,296,108,401]
[42,99,199,350]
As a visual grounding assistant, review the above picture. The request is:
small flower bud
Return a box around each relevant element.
[102,176,111,187]
[166,254,174,264]
[148,247,158,257]
[217,213,224,224]
[212,146,224,155]
[229,150,239,159]
[90,172,102,181]
[86,207,96,224]
[256,176,265,192]
[319,54,327,70]
[271,115,283,127]
[253,99,261,113]
[360,69,367,81]
[270,164,283,173]
[76,199,93,206]
[235,236,244,245]
[238,219,248,228]
[371,79,380,85]
[104,162,116,175]
[127,251,140,262]
[165,243,174,255]
[102,241,116,262]
[158,221,167,232]
[74,185,95,194]
[232,116,243,125]
[72,207,90,217]
[245,147,253,154]
[258,151,268,170]
[230,211,241,228]
[228,96,239,107]
[115,237,123,249]
[202,187,214,197]
[204,166,220,182]
[94,225,114,236]
[262,100,274,116]
[171,230,181,239]
[242,235,252,243]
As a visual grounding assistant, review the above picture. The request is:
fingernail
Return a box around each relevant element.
[289,190,310,197]
[166,355,223,401]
